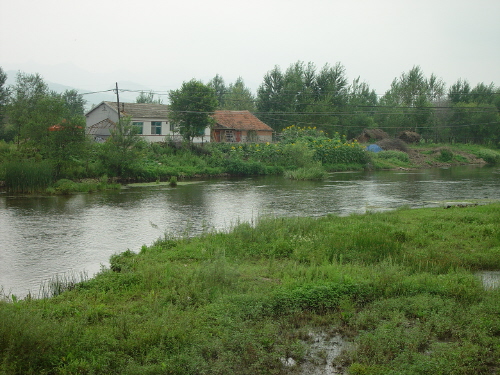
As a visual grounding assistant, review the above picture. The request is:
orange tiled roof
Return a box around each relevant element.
[213,110,273,132]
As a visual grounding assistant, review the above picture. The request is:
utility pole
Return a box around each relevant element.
[115,82,121,123]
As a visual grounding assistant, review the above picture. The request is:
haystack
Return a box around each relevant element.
[356,129,390,143]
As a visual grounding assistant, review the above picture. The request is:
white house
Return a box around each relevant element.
[85,101,211,143]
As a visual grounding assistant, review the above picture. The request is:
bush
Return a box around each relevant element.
[475,149,500,165]
[223,158,266,175]
[376,150,410,163]
[437,148,454,162]
[284,164,328,180]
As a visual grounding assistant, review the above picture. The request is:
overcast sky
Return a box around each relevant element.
[1,0,499,99]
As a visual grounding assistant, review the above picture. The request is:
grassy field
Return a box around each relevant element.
[1,203,500,374]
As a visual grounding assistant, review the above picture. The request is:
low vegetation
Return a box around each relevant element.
[1,203,500,374]
[3,122,499,194]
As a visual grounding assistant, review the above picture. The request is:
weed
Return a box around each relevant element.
[2,204,500,374]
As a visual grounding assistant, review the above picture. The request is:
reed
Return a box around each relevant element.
[284,164,328,180]
[4,160,54,193]
[38,271,89,298]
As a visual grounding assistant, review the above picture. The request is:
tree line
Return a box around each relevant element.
[139,62,500,145]
[204,62,500,145]
[1,62,500,147]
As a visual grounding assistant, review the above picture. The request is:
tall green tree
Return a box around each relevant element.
[448,79,471,104]
[448,102,500,144]
[8,72,68,146]
[470,82,497,105]
[136,90,163,104]
[8,72,47,143]
[7,72,89,167]
[340,77,378,138]
[208,74,227,108]
[0,67,8,121]
[256,65,287,130]
[376,66,445,137]
[256,61,348,132]
[61,89,87,117]
[222,77,256,111]
[0,67,13,141]
[168,80,218,142]
[447,81,500,144]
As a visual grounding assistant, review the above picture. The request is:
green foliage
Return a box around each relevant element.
[169,176,178,187]
[0,67,9,139]
[256,61,349,131]
[474,148,500,165]
[220,76,256,111]
[437,148,454,162]
[375,150,410,163]
[2,204,500,374]
[168,80,218,142]
[370,149,411,169]
[47,178,120,194]
[284,163,327,180]
[95,116,148,178]
[135,90,163,104]
[222,158,266,175]
[4,160,53,193]
[61,89,87,117]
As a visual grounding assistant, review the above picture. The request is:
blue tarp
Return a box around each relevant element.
[366,144,383,153]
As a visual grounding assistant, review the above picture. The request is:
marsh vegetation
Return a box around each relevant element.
[1,203,500,374]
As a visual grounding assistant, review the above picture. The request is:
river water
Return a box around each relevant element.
[1,166,499,297]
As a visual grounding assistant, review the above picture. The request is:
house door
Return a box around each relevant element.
[225,130,235,142]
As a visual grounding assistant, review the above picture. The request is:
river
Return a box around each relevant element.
[1,166,499,298]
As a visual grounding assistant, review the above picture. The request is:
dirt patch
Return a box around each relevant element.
[406,147,486,168]
[281,330,351,375]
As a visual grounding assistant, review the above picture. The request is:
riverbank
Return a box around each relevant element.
[1,203,499,374]
[368,143,500,171]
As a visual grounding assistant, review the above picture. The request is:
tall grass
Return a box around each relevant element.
[38,271,89,298]
[4,160,54,193]
[284,164,328,180]
[1,204,500,374]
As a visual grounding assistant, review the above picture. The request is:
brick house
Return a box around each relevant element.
[212,110,274,143]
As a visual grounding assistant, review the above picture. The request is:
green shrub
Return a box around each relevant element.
[222,158,266,175]
[475,148,500,165]
[437,148,454,162]
[284,164,328,180]
[376,150,410,163]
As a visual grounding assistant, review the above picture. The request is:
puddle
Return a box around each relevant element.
[476,271,500,290]
[282,331,350,375]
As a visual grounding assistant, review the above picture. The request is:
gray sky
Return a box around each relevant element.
[1,0,499,98]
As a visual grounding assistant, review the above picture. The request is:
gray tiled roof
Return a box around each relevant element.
[105,102,169,119]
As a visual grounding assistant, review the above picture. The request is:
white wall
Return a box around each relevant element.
[86,104,211,143]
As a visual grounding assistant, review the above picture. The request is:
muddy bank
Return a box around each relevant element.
[407,147,487,168]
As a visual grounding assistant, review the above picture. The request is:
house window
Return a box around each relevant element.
[151,121,162,135]
[132,122,143,135]
[169,122,176,132]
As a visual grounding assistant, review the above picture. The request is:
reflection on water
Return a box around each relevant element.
[1,166,499,297]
